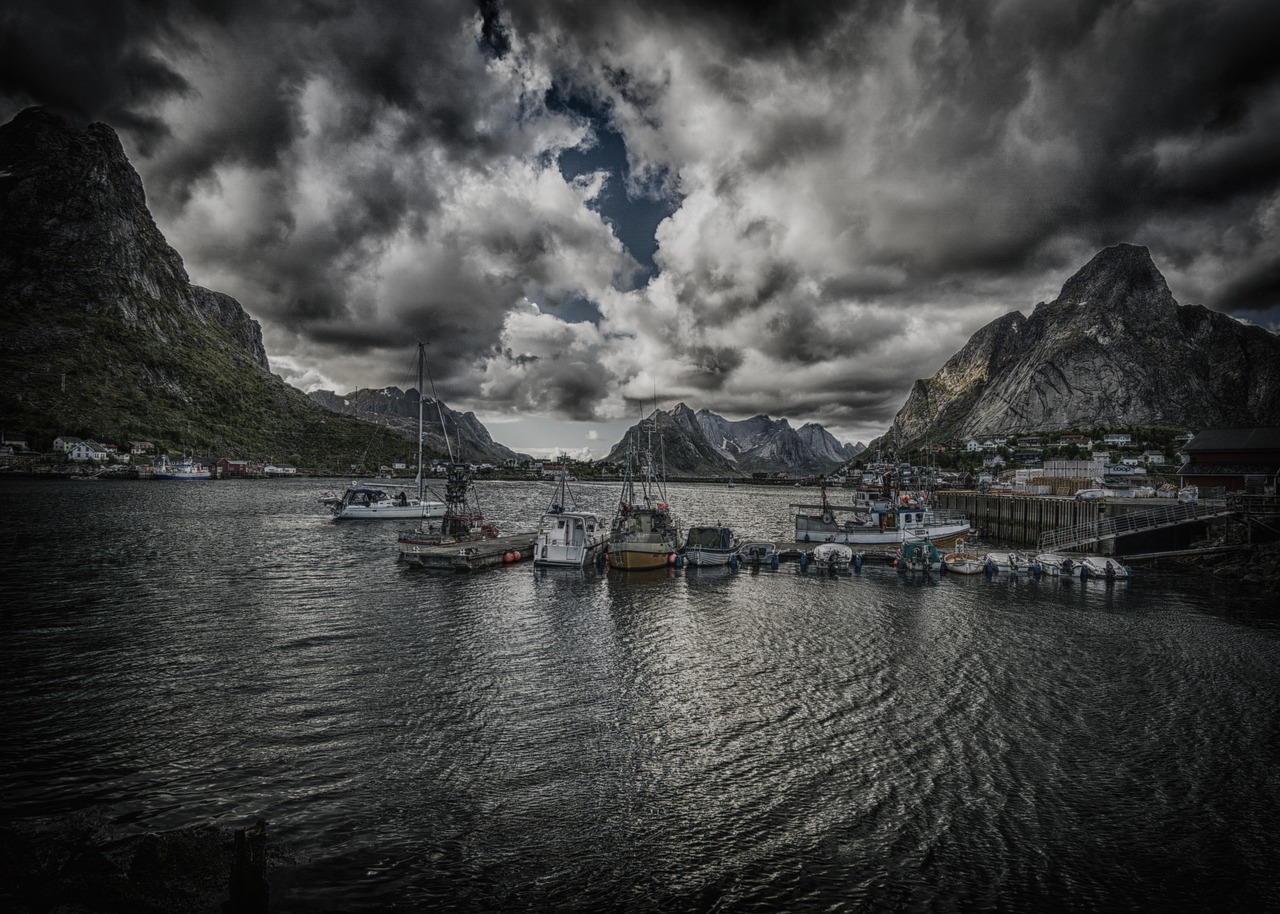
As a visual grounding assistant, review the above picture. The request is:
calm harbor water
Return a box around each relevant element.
[2,476,1278,912]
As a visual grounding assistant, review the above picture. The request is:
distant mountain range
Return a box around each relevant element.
[881,243,1280,450]
[307,386,530,465]
[605,403,864,476]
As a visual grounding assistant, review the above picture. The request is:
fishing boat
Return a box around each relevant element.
[792,484,970,549]
[682,525,741,567]
[532,472,608,568]
[607,419,680,570]
[942,542,984,574]
[153,455,211,480]
[332,345,447,521]
[396,345,535,571]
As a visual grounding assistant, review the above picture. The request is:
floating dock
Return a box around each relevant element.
[398,532,538,572]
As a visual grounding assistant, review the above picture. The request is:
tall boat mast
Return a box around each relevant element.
[416,342,425,502]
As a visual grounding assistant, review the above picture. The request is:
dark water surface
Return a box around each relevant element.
[3,477,1278,912]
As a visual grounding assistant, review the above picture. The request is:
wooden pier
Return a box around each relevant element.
[934,492,1237,554]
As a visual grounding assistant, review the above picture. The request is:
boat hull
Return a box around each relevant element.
[607,540,676,570]
[795,517,970,550]
[943,552,984,574]
[334,499,446,521]
[684,547,737,567]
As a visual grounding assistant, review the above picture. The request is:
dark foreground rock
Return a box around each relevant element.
[0,812,291,914]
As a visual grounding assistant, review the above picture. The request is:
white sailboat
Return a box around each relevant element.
[332,344,446,521]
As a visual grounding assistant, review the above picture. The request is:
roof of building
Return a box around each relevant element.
[1183,428,1280,452]
[1176,462,1280,476]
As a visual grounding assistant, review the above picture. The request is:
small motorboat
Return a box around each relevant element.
[737,541,780,568]
[811,542,854,572]
[984,550,1033,573]
[942,549,984,574]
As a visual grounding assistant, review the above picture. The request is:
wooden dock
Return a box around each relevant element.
[398,532,538,571]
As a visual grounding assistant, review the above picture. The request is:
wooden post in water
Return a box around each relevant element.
[225,819,269,914]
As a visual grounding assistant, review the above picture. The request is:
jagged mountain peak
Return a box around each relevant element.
[609,404,861,475]
[1043,243,1175,319]
[881,244,1280,447]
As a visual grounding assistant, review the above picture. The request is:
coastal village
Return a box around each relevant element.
[4,426,1275,501]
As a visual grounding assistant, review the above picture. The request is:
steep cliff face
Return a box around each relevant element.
[0,107,268,369]
[0,107,407,465]
[884,244,1280,447]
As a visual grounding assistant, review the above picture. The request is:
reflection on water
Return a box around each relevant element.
[2,477,1278,912]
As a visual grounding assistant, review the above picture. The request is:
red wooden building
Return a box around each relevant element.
[1177,428,1280,494]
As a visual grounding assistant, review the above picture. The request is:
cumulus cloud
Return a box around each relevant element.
[3,0,1278,447]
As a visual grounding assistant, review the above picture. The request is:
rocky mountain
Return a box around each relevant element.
[0,107,433,468]
[308,386,530,464]
[883,244,1280,448]
[606,403,863,476]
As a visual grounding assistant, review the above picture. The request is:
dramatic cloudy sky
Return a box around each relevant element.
[4,1,1279,456]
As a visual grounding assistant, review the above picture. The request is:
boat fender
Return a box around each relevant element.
[822,511,833,525]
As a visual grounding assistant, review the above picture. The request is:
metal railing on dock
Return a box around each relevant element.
[1036,502,1236,552]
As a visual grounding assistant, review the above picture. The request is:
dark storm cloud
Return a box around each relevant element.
[1216,259,1280,315]
[0,0,191,149]
[5,0,1279,447]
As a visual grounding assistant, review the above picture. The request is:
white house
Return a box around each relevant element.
[982,455,1006,467]
[1143,451,1166,465]
[128,440,154,455]
[263,464,297,476]
[54,435,83,453]
[965,439,984,452]
[68,441,107,462]
[1103,434,1132,446]
[1121,456,1142,467]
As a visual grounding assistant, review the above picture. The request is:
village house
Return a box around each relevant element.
[1043,458,1106,479]
[53,435,83,454]
[1143,450,1166,464]
[68,440,108,462]
[1055,435,1093,448]
[263,464,296,476]
[217,458,254,477]
[128,440,154,455]
[1178,428,1280,494]
[1103,434,1132,446]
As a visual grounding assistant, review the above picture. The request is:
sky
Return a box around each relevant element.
[3,0,1279,459]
